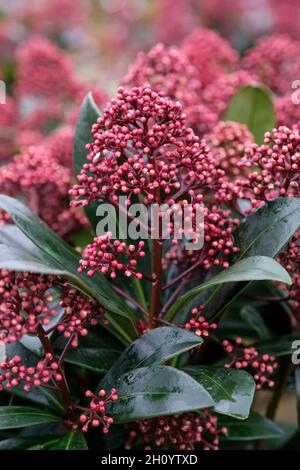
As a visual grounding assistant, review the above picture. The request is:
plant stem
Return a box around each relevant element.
[149,237,163,328]
[162,259,202,291]
[113,286,148,315]
[36,324,75,422]
[159,278,189,319]
[266,359,293,420]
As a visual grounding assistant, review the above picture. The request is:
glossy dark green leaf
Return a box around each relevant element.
[219,412,283,440]
[240,306,271,340]
[235,198,300,259]
[224,84,276,144]
[65,347,121,373]
[73,92,102,230]
[108,366,214,423]
[0,436,62,450]
[0,195,137,343]
[165,256,291,321]
[101,327,203,389]
[46,431,88,450]
[183,367,255,419]
[256,333,300,357]
[0,407,60,430]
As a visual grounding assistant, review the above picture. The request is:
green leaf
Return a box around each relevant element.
[74,92,102,230]
[107,366,214,423]
[165,256,291,321]
[219,412,284,440]
[256,333,300,357]
[101,327,203,389]
[0,436,62,450]
[235,198,300,259]
[47,431,88,450]
[0,407,60,430]
[224,84,276,144]
[183,367,255,419]
[240,305,271,340]
[0,195,137,344]
[65,347,121,374]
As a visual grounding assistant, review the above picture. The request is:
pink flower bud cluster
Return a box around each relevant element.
[79,389,118,434]
[276,95,300,129]
[0,145,85,236]
[45,127,74,167]
[205,121,254,178]
[182,28,239,88]
[218,126,300,208]
[242,34,300,96]
[122,43,204,132]
[58,287,108,347]
[222,338,278,389]
[164,205,239,271]
[70,86,224,208]
[78,234,146,280]
[0,270,56,345]
[16,35,79,100]
[184,305,218,339]
[125,410,227,450]
[0,354,62,392]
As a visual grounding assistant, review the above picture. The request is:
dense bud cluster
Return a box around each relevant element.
[205,121,254,177]
[78,234,146,280]
[218,126,300,208]
[125,411,227,450]
[182,28,238,88]
[242,34,300,95]
[0,145,85,236]
[164,205,239,271]
[79,389,118,434]
[0,270,56,344]
[222,338,278,389]
[58,287,107,347]
[70,87,224,208]
[16,35,78,100]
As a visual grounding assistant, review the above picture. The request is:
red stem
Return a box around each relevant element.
[36,324,75,421]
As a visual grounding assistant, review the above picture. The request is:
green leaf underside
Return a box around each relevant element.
[165,256,291,320]
[0,195,137,343]
[224,84,276,144]
[219,412,284,440]
[0,407,60,430]
[107,366,214,424]
[101,327,203,389]
[183,367,255,419]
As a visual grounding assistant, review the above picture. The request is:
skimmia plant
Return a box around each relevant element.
[1,30,300,452]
